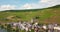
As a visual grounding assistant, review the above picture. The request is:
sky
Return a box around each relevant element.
[0,0,60,11]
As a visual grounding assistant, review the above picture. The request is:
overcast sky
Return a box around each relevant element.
[0,0,60,11]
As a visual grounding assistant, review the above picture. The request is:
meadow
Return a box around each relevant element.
[0,5,60,24]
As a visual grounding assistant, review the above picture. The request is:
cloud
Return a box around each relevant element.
[20,0,60,9]
[0,5,16,11]
[0,0,60,11]
[39,0,60,4]
[20,3,33,9]
[40,0,51,3]
[39,0,60,6]
[20,3,41,9]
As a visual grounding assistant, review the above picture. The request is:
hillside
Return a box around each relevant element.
[0,5,60,24]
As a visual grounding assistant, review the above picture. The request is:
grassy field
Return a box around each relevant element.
[0,5,60,24]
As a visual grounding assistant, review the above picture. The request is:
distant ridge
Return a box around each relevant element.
[46,5,60,9]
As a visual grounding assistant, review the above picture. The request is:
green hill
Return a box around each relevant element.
[0,5,60,24]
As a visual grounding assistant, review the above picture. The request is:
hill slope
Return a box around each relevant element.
[0,5,60,24]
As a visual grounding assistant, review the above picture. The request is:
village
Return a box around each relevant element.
[0,18,60,32]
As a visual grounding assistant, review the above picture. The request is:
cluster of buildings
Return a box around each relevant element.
[6,19,60,32]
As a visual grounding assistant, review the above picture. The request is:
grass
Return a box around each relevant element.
[0,5,60,24]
